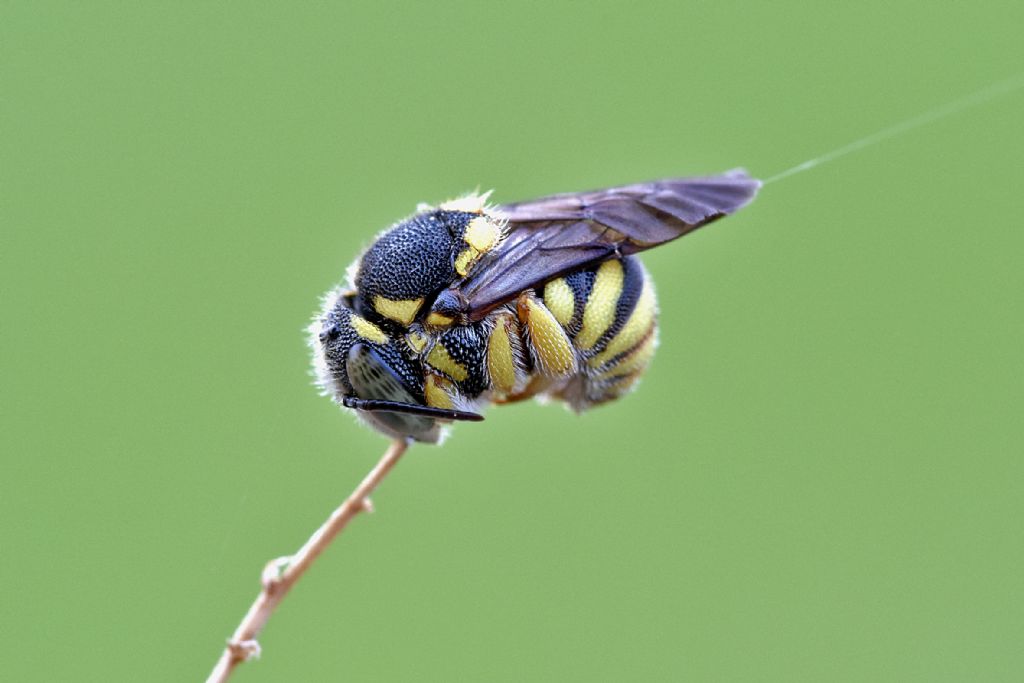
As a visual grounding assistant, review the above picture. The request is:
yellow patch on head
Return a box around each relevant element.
[424,374,455,409]
[543,278,575,326]
[576,260,625,350]
[426,342,469,382]
[587,278,657,368]
[454,247,478,277]
[373,295,423,326]
[464,216,501,253]
[486,315,517,395]
[519,294,576,376]
[350,315,388,344]
[426,311,455,328]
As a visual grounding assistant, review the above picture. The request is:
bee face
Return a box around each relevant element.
[312,295,444,443]
[345,342,442,443]
[312,172,760,443]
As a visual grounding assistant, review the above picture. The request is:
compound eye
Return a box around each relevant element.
[345,343,441,442]
[346,344,418,405]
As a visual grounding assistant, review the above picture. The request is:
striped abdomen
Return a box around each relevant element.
[421,256,658,413]
[479,255,658,411]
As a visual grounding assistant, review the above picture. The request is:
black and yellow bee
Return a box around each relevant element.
[311,170,760,443]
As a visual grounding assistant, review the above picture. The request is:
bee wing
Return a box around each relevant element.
[457,169,761,320]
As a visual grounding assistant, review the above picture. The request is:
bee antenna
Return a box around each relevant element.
[342,396,484,422]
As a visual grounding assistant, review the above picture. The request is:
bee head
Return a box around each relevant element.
[311,296,443,443]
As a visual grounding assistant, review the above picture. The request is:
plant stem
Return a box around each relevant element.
[207,438,410,683]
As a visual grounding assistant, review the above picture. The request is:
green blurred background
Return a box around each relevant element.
[3,2,1023,681]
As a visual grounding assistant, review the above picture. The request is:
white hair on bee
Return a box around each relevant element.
[307,285,347,398]
[448,380,485,416]
[435,189,495,214]
[344,255,361,291]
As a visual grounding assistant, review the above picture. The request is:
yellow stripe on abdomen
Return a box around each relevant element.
[597,329,657,379]
[575,260,624,350]
[587,275,657,369]
[542,278,575,327]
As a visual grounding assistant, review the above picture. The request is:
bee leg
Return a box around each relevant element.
[423,373,467,414]
[485,311,527,399]
[515,292,578,377]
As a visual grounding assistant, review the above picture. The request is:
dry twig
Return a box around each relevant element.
[207,438,410,682]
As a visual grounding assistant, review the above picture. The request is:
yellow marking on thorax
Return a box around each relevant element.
[424,374,456,409]
[519,294,576,376]
[454,216,503,277]
[425,342,469,382]
[597,330,657,379]
[454,248,477,277]
[464,216,501,252]
[587,277,657,368]
[350,315,388,344]
[372,296,423,326]
[486,315,518,394]
[543,278,575,326]
[576,260,624,350]
[426,311,455,328]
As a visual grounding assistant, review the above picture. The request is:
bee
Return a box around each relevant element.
[311,170,760,443]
